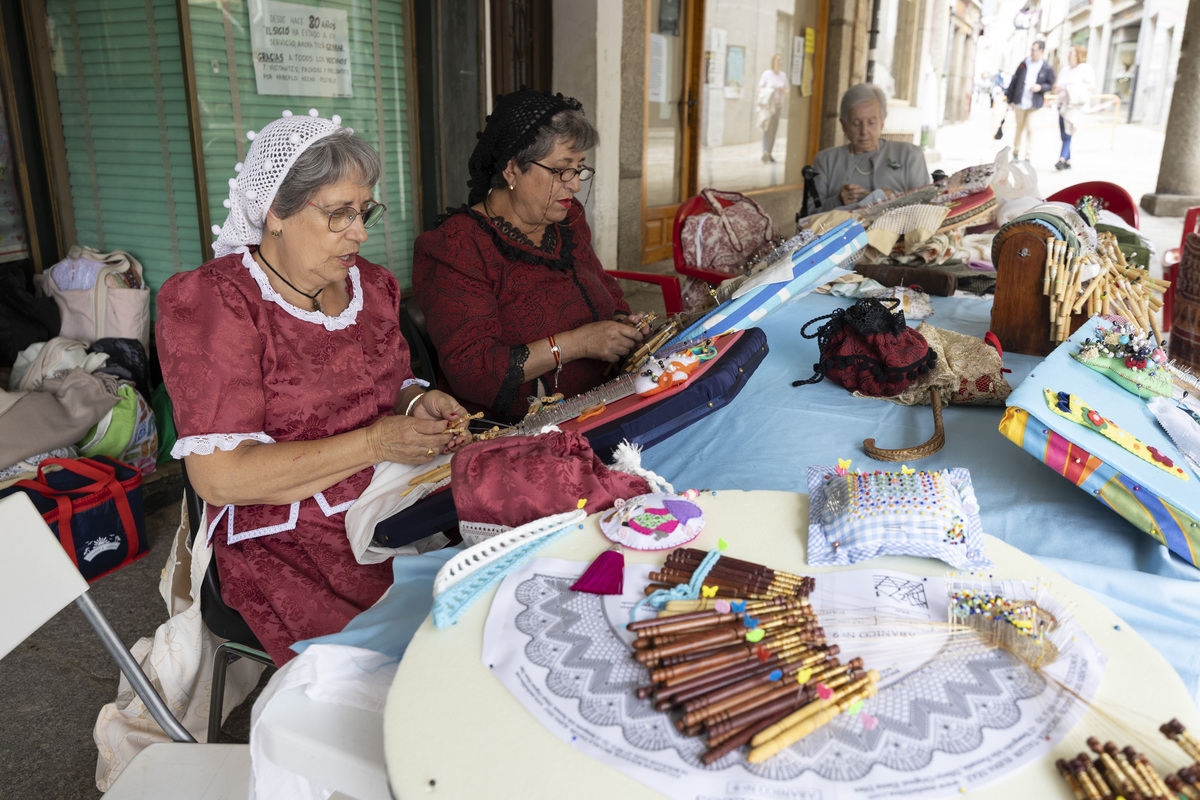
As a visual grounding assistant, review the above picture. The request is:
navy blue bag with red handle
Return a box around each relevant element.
[0,455,148,582]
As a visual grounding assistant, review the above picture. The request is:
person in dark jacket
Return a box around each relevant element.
[1004,41,1056,161]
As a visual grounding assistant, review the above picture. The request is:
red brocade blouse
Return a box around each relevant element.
[156,249,422,664]
[412,199,630,422]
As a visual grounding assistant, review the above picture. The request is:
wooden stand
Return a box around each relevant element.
[990,222,1087,357]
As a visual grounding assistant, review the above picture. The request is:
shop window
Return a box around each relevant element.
[696,0,815,194]
[43,0,202,294]
[185,0,419,285]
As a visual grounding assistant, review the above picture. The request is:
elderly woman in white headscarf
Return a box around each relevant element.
[812,83,930,210]
[155,112,469,665]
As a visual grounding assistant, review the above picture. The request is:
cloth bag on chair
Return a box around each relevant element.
[451,431,649,545]
[45,245,150,352]
[680,188,778,274]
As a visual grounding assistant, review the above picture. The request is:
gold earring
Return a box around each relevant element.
[270,229,282,238]
[508,184,514,191]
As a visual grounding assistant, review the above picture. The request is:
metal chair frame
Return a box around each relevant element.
[179,461,274,743]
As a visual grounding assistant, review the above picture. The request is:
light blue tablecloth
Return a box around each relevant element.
[306,292,1200,700]
[638,293,1200,699]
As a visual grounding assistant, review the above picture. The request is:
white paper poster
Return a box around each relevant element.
[649,33,668,104]
[248,0,352,98]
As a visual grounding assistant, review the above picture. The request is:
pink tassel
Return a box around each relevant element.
[571,545,624,595]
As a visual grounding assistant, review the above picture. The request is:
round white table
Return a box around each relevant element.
[383,490,1198,799]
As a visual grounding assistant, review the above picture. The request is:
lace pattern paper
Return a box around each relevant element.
[482,559,1103,800]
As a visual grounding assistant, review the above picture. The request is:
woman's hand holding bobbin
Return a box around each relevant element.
[561,320,644,364]
[410,390,471,453]
[366,413,457,464]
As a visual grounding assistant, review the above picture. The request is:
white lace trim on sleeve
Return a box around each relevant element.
[401,378,430,390]
[172,431,276,459]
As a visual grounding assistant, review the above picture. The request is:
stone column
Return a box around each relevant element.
[1141,0,1200,217]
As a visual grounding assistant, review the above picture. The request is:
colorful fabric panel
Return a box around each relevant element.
[1000,407,1200,566]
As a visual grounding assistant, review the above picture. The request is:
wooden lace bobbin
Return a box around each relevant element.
[666,550,812,593]
[1103,741,1156,798]
[992,222,1088,356]
[1123,746,1170,799]
[671,548,812,588]
[698,704,797,767]
[649,619,815,668]
[745,672,879,764]
[627,597,788,633]
[1056,758,1088,800]
[680,650,836,727]
[1079,755,1113,800]
[1086,738,1141,797]
[1067,758,1102,800]
[703,688,820,750]
[1161,718,1200,763]
[744,667,868,750]
[1043,236,1055,296]
[1165,773,1200,800]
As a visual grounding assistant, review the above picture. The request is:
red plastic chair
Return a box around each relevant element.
[1161,206,1200,333]
[605,269,683,315]
[1046,181,1140,229]
[672,195,753,287]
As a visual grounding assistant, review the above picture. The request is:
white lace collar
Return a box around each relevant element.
[237,246,363,331]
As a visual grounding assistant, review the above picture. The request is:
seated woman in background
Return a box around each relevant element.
[413,89,644,423]
[157,113,468,665]
[812,83,930,210]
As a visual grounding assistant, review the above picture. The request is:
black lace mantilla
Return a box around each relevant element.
[436,205,578,273]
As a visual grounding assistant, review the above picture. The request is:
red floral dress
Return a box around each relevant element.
[412,199,630,422]
[156,248,424,665]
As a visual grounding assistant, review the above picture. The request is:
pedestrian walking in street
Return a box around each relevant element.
[1004,41,1055,161]
[1053,45,1095,170]
[756,54,788,163]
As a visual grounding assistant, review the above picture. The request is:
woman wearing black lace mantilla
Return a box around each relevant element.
[412,89,644,423]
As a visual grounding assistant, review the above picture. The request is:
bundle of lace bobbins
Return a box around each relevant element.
[628,550,880,766]
[1044,231,1170,344]
[1055,721,1200,800]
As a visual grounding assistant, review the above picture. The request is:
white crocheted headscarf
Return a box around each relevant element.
[212,110,348,258]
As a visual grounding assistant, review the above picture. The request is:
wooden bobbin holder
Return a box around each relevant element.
[990,222,1087,357]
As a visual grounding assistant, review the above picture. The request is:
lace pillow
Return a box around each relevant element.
[806,465,990,569]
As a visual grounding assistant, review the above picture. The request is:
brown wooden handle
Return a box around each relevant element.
[862,389,945,462]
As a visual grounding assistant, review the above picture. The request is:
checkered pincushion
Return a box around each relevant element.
[806,466,990,569]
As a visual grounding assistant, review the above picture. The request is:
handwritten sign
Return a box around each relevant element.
[248,0,352,99]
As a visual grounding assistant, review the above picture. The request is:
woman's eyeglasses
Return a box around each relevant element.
[307,200,387,232]
[530,162,595,183]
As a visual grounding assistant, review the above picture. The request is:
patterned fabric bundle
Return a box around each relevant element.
[450,431,648,542]
[466,88,583,206]
[792,297,936,397]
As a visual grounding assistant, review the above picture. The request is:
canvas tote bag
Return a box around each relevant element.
[45,245,150,351]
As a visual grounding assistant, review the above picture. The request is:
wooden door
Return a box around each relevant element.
[640,0,704,264]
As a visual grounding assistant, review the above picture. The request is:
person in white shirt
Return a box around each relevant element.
[1004,41,1056,161]
[756,54,788,163]
[1053,45,1096,170]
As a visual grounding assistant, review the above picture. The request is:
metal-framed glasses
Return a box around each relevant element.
[530,162,595,183]
[307,200,387,232]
